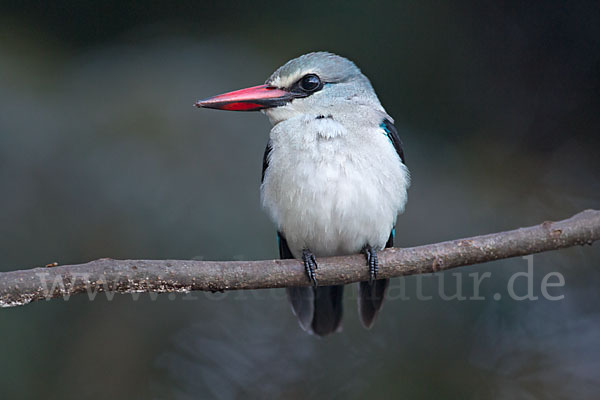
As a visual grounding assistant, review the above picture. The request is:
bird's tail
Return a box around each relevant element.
[358,279,390,328]
[358,230,394,328]
[278,232,343,335]
[286,285,344,336]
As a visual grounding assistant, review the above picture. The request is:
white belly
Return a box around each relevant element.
[260,116,409,258]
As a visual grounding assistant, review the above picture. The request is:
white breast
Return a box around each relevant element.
[261,115,409,258]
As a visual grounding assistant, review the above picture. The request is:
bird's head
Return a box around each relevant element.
[195,52,385,125]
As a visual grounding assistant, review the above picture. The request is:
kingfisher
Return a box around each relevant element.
[196,52,409,336]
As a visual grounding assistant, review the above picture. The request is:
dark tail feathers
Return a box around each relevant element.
[358,279,390,328]
[286,285,344,336]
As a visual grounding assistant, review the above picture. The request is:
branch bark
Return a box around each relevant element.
[1,209,598,308]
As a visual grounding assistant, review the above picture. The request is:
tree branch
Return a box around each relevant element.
[1,210,598,308]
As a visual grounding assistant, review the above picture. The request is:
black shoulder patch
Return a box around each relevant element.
[381,119,405,164]
[261,140,272,183]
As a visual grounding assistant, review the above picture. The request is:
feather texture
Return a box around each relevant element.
[259,52,409,334]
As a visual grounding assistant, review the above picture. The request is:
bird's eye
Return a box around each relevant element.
[299,74,322,92]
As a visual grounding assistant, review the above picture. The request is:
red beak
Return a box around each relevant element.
[195,84,294,111]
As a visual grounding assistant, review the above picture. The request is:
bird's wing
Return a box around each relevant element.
[261,140,272,183]
[381,118,405,164]
[385,229,394,248]
[277,231,294,259]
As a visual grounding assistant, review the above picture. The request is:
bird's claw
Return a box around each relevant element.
[302,248,318,287]
[363,245,379,283]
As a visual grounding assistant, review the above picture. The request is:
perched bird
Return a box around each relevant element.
[196,52,409,336]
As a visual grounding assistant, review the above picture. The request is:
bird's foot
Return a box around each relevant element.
[302,248,318,287]
[362,245,378,283]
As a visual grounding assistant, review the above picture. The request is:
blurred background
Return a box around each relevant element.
[1,1,599,399]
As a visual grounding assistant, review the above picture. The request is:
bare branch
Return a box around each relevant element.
[1,209,598,308]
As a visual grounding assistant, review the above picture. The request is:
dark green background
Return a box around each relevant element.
[1,1,599,399]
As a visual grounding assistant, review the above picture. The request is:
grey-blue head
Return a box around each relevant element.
[196,52,386,124]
